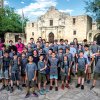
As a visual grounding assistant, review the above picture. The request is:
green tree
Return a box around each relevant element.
[85,0,100,29]
[0,6,28,36]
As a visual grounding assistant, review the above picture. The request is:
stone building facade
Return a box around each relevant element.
[87,23,100,44]
[5,32,26,44]
[25,6,99,44]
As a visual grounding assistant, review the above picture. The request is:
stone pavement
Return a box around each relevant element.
[0,80,100,100]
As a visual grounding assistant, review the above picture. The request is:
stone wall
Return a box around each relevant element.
[64,15,92,42]
[87,30,100,42]
[5,32,26,44]
[25,6,93,43]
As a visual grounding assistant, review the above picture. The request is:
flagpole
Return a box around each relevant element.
[22,9,24,33]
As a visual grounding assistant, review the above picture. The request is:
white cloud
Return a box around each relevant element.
[59,9,74,14]
[17,0,73,21]
[4,0,9,5]
[17,0,57,20]
[21,1,25,4]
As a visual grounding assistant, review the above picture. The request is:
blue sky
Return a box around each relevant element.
[4,0,88,21]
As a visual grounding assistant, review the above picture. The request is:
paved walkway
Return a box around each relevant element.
[0,80,100,100]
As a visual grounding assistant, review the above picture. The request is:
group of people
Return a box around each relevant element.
[0,37,100,98]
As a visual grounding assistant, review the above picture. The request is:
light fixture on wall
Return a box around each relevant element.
[59,31,61,33]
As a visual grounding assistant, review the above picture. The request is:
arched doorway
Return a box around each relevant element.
[49,32,54,43]
[94,33,100,45]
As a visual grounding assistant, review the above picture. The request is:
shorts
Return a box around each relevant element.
[61,74,68,81]
[38,72,46,83]
[11,72,20,81]
[46,67,50,74]
[93,72,100,80]
[26,80,35,88]
[21,70,26,77]
[50,75,58,80]
[87,65,91,73]
[77,70,85,78]
[0,70,9,79]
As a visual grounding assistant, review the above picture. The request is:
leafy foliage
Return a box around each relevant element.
[0,6,28,35]
[85,0,100,29]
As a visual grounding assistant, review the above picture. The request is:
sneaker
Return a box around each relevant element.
[42,89,49,93]
[22,84,26,87]
[61,84,64,90]
[90,86,95,90]
[0,85,5,91]
[49,86,53,90]
[65,84,70,89]
[33,92,38,97]
[87,80,90,84]
[45,89,49,92]
[17,85,22,91]
[81,85,84,90]
[25,92,30,98]
[39,90,45,95]
[55,87,58,91]
[76,84,80,88]
[10,87,13,93]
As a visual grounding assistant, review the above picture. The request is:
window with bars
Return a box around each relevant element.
[50,20,53,26]
[32,23,34,27]
[73,30,76,35]
[73,18,76,25]
[32,32,34,36]
[15,35,19,42]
